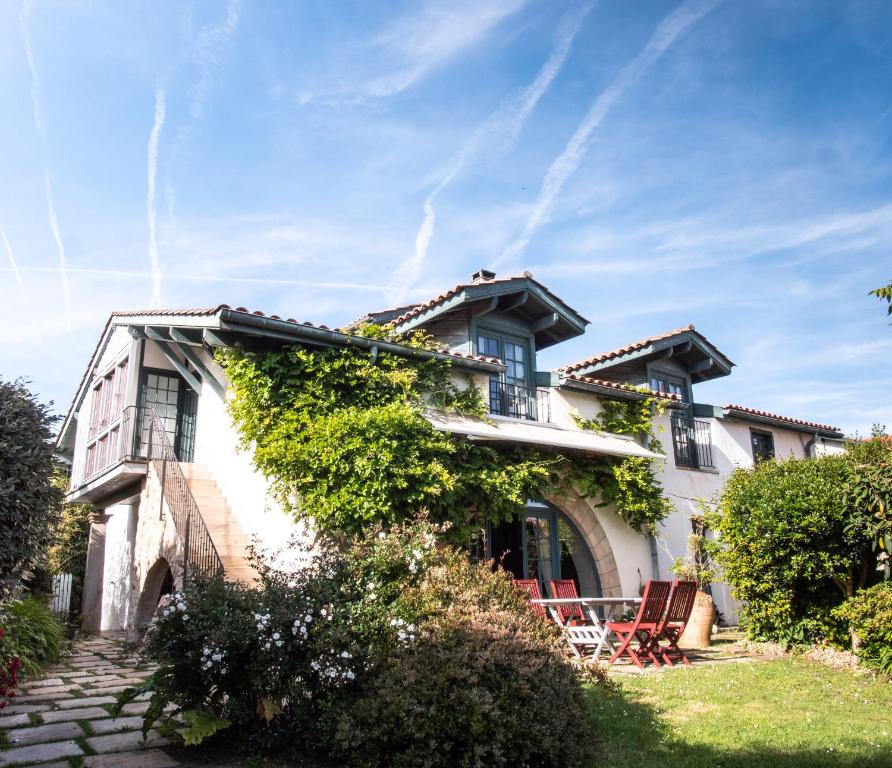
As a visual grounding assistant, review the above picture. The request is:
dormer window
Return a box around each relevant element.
[650,374,686,400]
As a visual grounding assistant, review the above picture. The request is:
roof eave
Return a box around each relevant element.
[722,409,843,439]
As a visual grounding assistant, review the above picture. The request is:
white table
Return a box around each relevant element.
[532,597,642,661]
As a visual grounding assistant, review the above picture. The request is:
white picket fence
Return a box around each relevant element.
[50,573,73,620]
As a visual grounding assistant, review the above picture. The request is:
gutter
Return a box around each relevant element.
[558,376,687,409]
[722,409,843,440]
[219,309,505,374]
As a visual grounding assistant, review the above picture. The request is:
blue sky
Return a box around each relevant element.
[1,0,890,434]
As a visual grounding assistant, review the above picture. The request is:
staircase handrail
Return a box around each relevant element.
[145,407,224,582]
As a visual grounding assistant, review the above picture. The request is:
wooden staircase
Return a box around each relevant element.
[180,464,258,584]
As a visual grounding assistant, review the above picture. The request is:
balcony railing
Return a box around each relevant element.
[489,381,550,423]
[79,405,142,485]
[671,414,715,469]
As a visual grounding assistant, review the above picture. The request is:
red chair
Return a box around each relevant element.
[514,579,547,619]
[650,580,698,666]
[606,580,672,668]
[548,579,587,625]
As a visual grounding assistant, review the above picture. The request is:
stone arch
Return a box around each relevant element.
[133,558,175,633]
[546,488,622,597]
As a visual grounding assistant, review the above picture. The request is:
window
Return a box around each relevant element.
[750,429,775,464]
[650,373,686,400]
[478,331,536,419]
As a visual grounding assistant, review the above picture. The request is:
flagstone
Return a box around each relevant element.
[40,706,113,723]
[88,716,145,735]
[83,748,180,768]
[0,712,32,728]
[4,721,84,746]
[55,695,117,709]
[69,674,122,685]
[21,678,64,689]
[86,729,172,754]
[0,703,48,715]
[0,739,83,767]
[9,691,74,704]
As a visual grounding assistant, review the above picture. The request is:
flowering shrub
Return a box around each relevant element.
[0,627,21,710]
[128,521,592,765]
[834,582,892,673]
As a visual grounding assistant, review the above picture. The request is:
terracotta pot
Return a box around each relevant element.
[678,590,715,649]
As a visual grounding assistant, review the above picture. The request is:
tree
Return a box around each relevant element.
[872,280,892,318]
[714,441,891,647]
[0,378,63,597]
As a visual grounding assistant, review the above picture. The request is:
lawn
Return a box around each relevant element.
[586,657,892,768]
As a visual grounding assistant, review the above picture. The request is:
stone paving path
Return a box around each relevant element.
[0,636,181,768]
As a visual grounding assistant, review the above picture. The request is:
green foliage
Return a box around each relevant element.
[0,596,66,677]
[48,500,91,583]
[834,582,892,673]
[0,378,64,597]
[714,441,892,647]
[133,521,593,766]
[180,708,233,745]
[871,280,892,317]
[573,393,673,533]
[671,512,721,590]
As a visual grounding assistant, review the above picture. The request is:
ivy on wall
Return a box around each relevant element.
[220,327,672,541]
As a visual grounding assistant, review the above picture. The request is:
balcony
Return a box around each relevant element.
[489,381,551,423]
[670,414,715,470]
[69,406,146,501]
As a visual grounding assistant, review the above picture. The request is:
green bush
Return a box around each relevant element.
[0,378,64,597]
[131,521,592,766]
[834,582,892,673]
[714,442,892,647]
[1,596,66,677]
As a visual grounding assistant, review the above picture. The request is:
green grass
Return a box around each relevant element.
[586,658,892,768]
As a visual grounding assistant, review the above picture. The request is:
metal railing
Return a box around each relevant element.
[671,414,715,469]
[488,380,551,422]
[146,407,224,582]
[79,406,141,484]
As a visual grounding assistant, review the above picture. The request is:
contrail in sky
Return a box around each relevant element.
[21,0,72,331]
[388,3,593,306]
[1,222,44,348]
[148,88,166,305]
[165,0,241,227]
[498,0,720,266]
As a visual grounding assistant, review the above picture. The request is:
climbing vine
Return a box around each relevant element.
[573,391,674,534]
[220,327,672,541]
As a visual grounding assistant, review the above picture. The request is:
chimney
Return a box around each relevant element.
[470,268,496,283]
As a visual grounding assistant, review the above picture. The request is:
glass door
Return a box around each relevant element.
[137,369,197,462]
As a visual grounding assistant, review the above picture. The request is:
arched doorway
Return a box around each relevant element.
[487,501,602,598]
[134,558,174,633]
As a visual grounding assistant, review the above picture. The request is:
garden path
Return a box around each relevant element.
[0,635,185,768]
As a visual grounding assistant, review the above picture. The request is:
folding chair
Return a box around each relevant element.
[548,579,587,624]
[606,580,671,669]
[650,580,698,667]
[514,579,547,619]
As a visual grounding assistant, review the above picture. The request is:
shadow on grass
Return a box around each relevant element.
[585,686,892,768]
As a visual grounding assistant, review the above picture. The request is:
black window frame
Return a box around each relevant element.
[750,428,775,464]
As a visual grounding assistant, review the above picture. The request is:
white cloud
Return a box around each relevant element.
[147,88,166,305]
[498,0,720,267]
[302,0,528,104]
[388,3,592,304]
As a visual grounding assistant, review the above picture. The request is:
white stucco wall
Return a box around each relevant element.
[100,502,137,631]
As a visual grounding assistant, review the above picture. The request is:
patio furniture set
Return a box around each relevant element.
[516,578,698,668]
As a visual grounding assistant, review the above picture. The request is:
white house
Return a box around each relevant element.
[57,269,844,636]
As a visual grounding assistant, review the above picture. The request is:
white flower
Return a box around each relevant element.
[212,653,223,662]
[319,609,326,618]
[177,602,187,611]
[276,640,284,648]
[412,549,423,560]
[305,613,314,622]
[254,613,262,621]
[341,651,351,658]
[310,661,320,671]
[408,561,418,574]
[345,670,355,680]
[182,614,190,621]
[378,532,386,540]
[272,632,280,640]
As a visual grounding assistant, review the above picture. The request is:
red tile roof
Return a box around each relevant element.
[723,404,840,434]
[561,373,682,402]
[558,324,733,373]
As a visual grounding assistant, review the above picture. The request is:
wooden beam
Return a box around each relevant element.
[532,312,559,333]
[654,346,675,360]
[169,327,204,346]
[688,357,714,375]
[501,292,529,312]
[675,341,693,354]
[470,297,499,318]
[177,344,226,398]
[202,328,236,348]
[133,329,202,393]
[145,326,172,342]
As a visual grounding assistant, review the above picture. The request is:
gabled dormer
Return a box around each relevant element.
[557,324,734,404]
[360,270,589,422]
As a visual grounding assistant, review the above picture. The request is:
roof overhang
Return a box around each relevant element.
[722,406,843,439]
[559,374,688,409]
[424,410,664,460]
[568,329,734,384]
[391,276,589,350]
[57,307,506,449]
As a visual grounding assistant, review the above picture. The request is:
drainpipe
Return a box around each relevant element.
[219,309,505,374]
[804,431,819,459]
